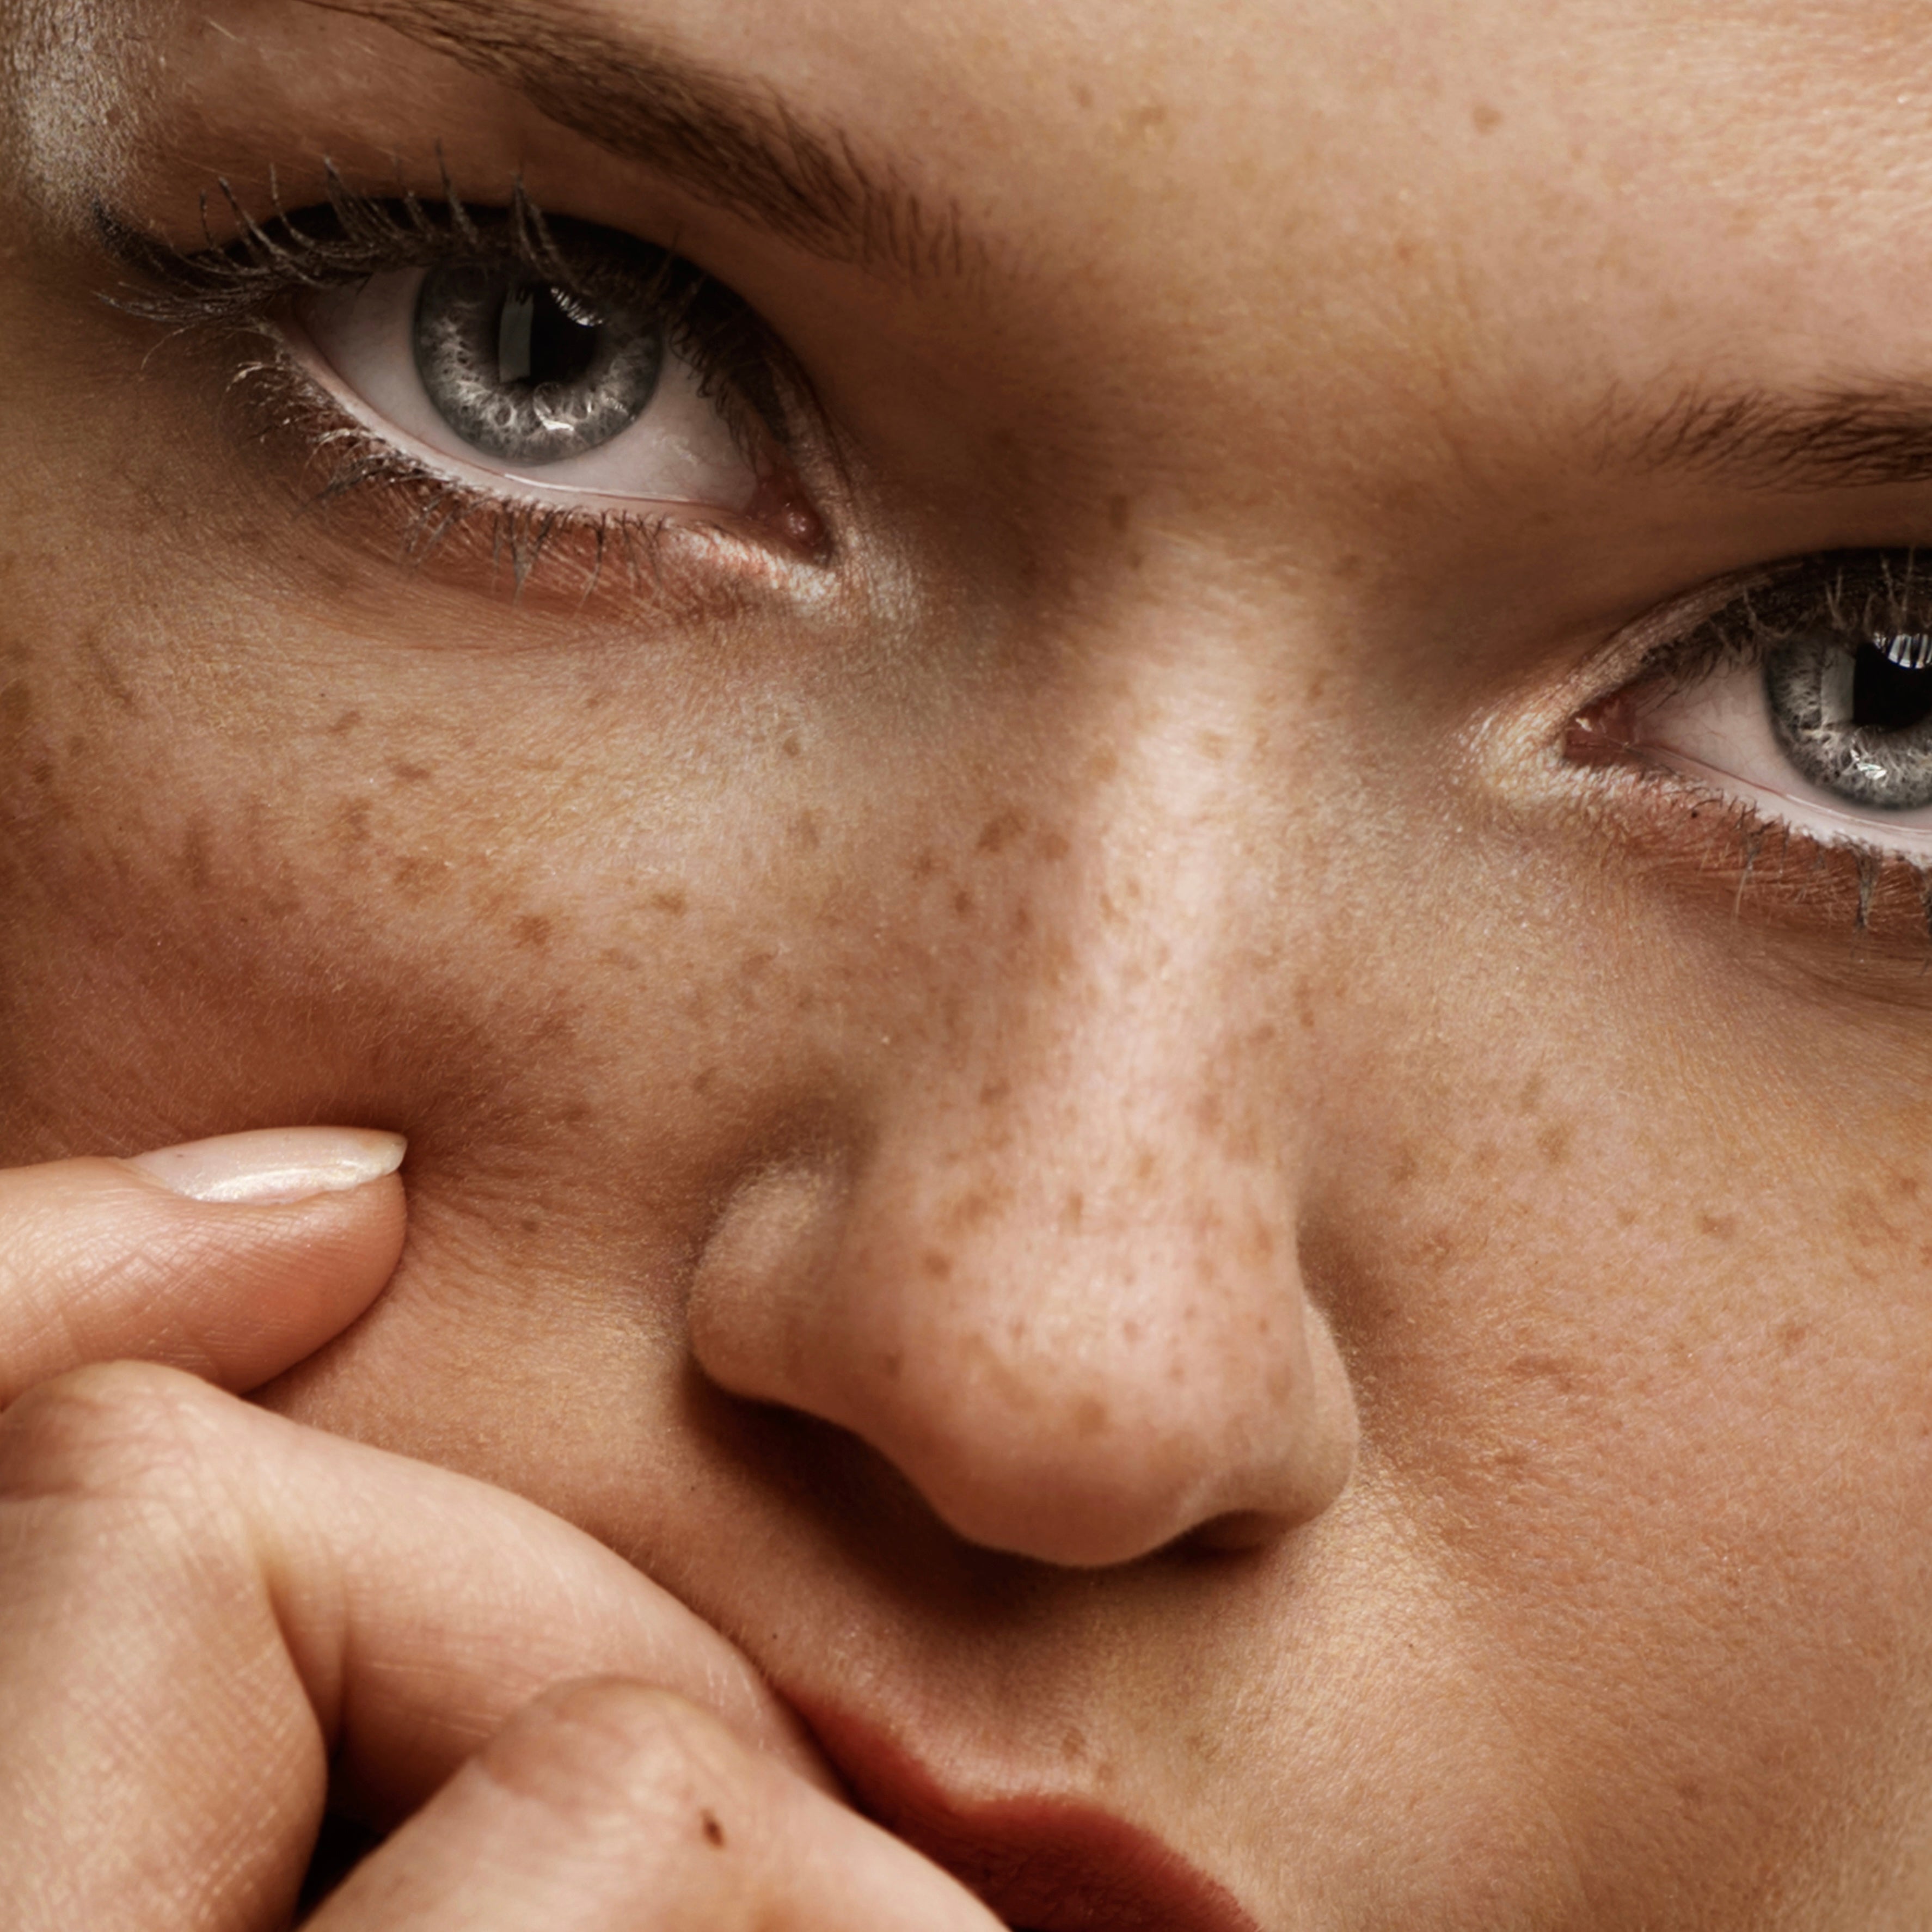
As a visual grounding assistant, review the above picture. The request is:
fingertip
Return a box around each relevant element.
[124,1127,407,1205]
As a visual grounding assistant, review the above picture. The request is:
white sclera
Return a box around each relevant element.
[1639,655,1932,861]
[297,269,762,514]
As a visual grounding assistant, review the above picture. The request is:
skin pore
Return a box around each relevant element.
[2,0,1932,1924]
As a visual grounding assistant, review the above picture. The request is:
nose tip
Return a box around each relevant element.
[687,1154,1358,1569]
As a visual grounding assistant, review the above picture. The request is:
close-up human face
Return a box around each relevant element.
[4,0,1932,1924]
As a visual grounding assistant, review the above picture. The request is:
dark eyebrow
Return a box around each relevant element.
[300,0,972,281]
[1614,381,1932,493]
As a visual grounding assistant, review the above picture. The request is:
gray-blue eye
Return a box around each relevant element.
[1766,628,1932,810]
[413,265,665,466]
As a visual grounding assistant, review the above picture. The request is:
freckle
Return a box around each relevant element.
[1061,1725,1087,1759]
[700,1810,726,1848]
[1195,729,1226,763]
[83,634,136,711]
[513,913,552,948]
[1507,1353,1579,1391]
[1098,891,1121,924]
[1072,82,1093,108]
[977,807,1028,855]
[921,1248,953,1280]
[1128,548,1145,571]
[1890,1170,1921,1200]
[911,848,940,880]
[1087,746,1120,782]
[1473,1141,1501,1174]
[740,949,774,978]
[1471,101,1502,132]
[1011,902,1033,936]
[1697,1210,1738,1241]
[780,733,801,758]
[0,680,29,727]
[977,1081,1010,1110]
[390,760,433,783]
[1304,671,1328,704]
[1391,1144,1420,1186]
[1518,1072,1544,1114]
[392,856,444,900]
[179,823,212,891]
[953,887,974,918]
[328,708,362,735]
[881,1349,904,1381]
[1133,1146,1156,1182]
[1074,1395,1109,1436]
[519,1215,540,1234]
[651,888,688,915]
[1035,828,1070,862]
[1107,493,1132,533]
[65,733,90,760]
[1062,1189,1084,1232]
[1537,1120,1573,1166]
[1121,1318,1141,1343]
[790,811,820,850]
[690,1068,714,1094]
[948,1188,995,1229]
[335,800,372,848]
[1776,1318,1809,1352]
[1292,977,1316,1031]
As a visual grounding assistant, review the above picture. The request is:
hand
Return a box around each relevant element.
[0,1129,1003,1929]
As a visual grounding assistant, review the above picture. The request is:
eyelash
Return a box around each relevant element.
[1571,548,1932,946]
[96,169,820,594]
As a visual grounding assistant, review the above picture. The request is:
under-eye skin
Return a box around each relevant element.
[96,174,830,589]
[1567,550,1932,919]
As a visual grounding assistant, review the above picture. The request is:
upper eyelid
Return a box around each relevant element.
[94,173,808,450]
[1629,549,1932,689]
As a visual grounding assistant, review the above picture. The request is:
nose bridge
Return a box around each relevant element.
[688,626,1359,1566]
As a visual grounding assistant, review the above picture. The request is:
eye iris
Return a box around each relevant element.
[1766,629,1932,809]
[413,264,664,465]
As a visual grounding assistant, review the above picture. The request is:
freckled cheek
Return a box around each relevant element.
[0,657,1063,1187]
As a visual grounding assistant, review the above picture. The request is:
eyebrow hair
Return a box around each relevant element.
[300,0,973,281]
[1614,381,1932,493]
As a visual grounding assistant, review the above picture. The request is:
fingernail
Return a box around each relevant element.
[125,1127,407,1205]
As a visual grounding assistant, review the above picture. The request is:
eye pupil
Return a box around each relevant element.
[1850,639,1932,733]
[495,284,601,391]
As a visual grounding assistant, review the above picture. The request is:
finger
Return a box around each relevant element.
[0,1363,832,1932]
[308,1681,1003,1932]
[0,1125,406,1402]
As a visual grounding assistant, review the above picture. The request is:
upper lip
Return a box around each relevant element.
[794,1697,1263,1932]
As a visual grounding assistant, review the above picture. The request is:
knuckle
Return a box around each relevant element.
[0,1359,234,1513]
[477,1679,747,1834]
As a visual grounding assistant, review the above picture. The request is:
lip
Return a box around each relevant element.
[795,1698,1262,1932]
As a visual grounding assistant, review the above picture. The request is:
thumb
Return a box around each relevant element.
[0,1126,407,1401]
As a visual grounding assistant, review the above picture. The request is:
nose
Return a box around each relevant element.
[687,704,1358,1569]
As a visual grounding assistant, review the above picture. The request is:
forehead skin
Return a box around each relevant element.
[3,0,1932,1927]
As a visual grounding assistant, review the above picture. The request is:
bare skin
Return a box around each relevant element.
[2,0,1932,1924]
